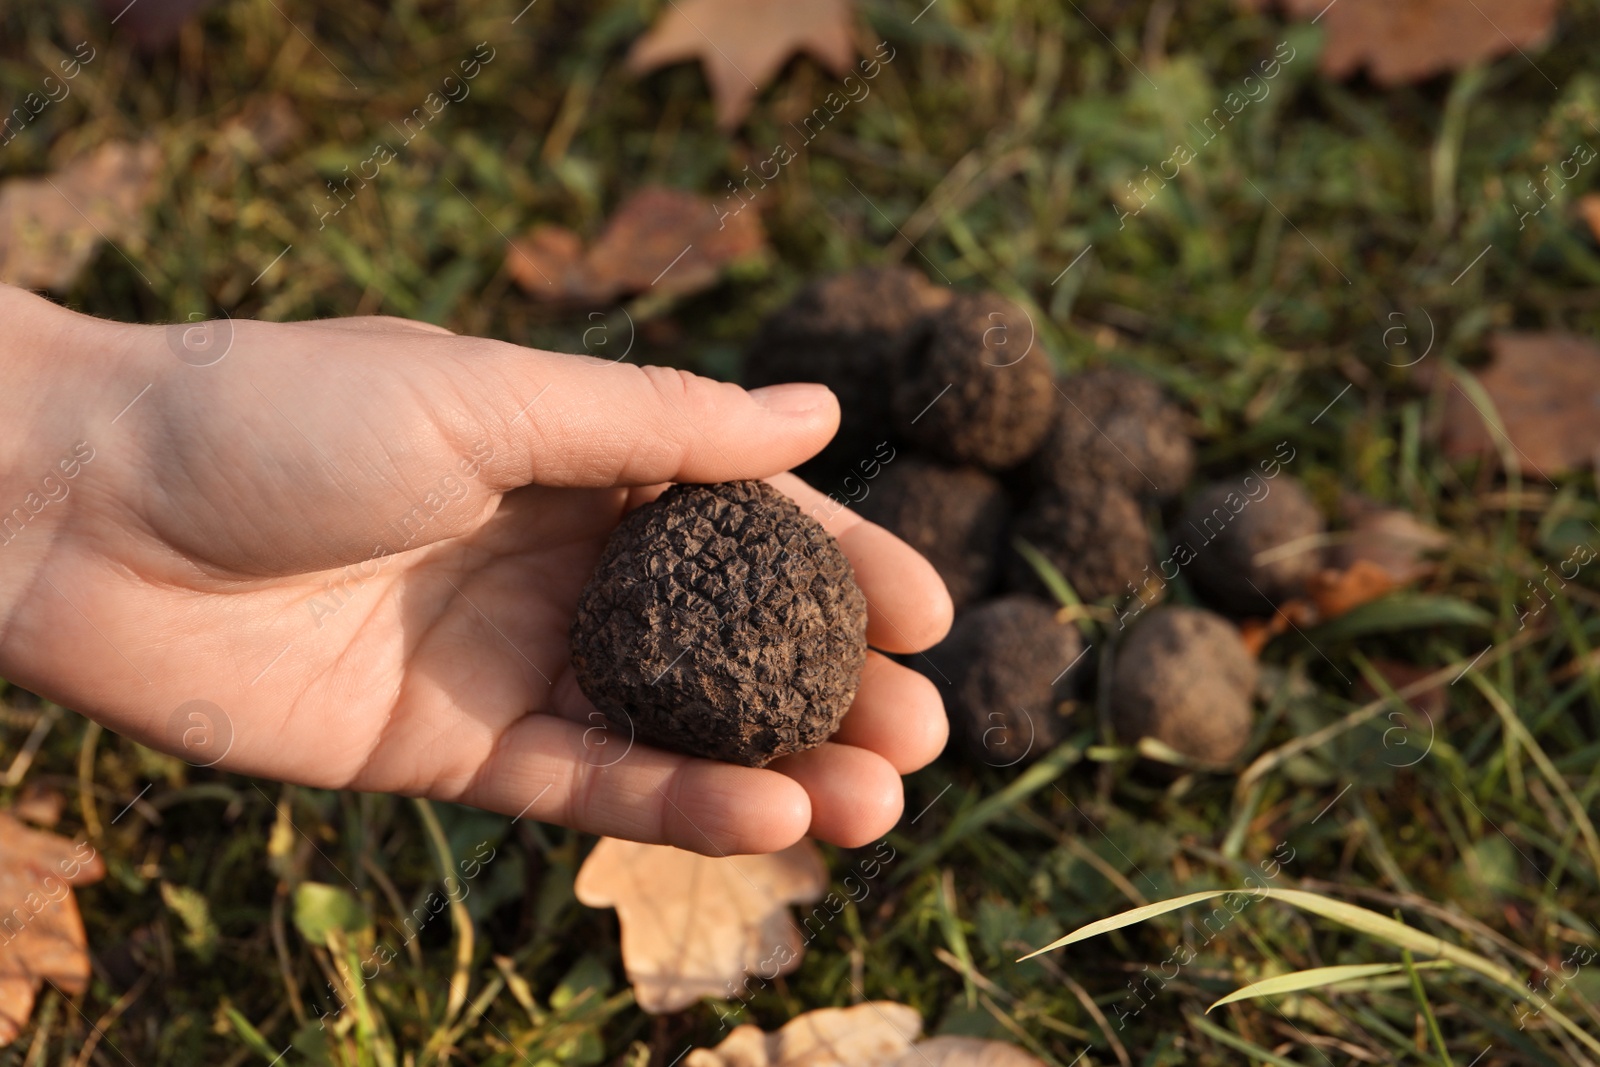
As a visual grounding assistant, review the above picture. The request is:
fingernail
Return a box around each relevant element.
[749,382,834,414]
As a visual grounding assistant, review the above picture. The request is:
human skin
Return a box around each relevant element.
[0,284,952,856]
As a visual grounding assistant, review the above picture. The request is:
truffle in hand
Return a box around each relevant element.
[570,481,869,767]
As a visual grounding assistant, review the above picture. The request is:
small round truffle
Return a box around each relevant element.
[569,481,869,767]
[1176,474,1325,615]
[1111,607,1257,765]
[854,457,1009,610]
[1008,480,1154,602]
[891,291,1057,470]
[1033,368,1194,501]
[918,595,1086,766]
[743,266,947,482]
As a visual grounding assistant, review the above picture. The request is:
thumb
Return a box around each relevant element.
[468,352,841,489]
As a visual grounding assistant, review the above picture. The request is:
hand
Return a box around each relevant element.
[0,286,952,856]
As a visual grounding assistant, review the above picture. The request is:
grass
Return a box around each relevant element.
[4,0,1600,1063]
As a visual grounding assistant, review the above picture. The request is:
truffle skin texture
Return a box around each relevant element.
[854,458,1009,610]
[1008,480,1153,602]
[918,596,1085,766]
[891,291,1058,470]
[569,481,869,768]
[1111,607,1257,765]
[1034,368,1195,501]
[1177,474,1326,615]
[743,266,947,482]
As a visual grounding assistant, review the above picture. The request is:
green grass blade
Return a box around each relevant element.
[222,1005,281,1061]
[1186,1013,1315,1067]
[1011,537,1094,640]
[1306,593,1492,643]
[1208,962,1451,1011]
[1404,948,1454,1066]
[1018,890,1226,959]
[1030,886,1600,1055]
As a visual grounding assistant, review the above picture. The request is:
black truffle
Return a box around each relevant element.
[891,291,1057,470]
[1176,474,1325,615]
[743,266,947,482]
[854,457,1009,610]
[918,596,1085,766]
[1033,368,1194,501]
[1008,480,1154,602]
[1111,607,1257,765]
[569,481,869,767]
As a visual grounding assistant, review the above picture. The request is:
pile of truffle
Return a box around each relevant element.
[743,267,1328,771]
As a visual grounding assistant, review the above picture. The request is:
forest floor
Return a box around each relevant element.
[3,0,1600,1064]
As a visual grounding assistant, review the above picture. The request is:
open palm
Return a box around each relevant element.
[0,297,951,855]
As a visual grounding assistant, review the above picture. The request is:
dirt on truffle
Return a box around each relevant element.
[918,595,1085,766]
[1008,480,1153,602]
[1176,474,1326,615]
[854,458,1009,610]
[891,291,1057,470]
[1033,368,1195,501]
[569,480,869,767]
[1111,606,1257,766]
[743,266,948,482]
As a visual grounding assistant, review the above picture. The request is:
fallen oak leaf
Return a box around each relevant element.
[627,0,857,129]
[685,1001,1046,1067]
[1580,193,1600,244]
[10,784,65,830]
[1237,598,1315,656]
[507,185,765,305]
[1305,559,1398,620]
[889,1037,1049,1067]
[1332,504,1449,586]
[1440,332,1600,479]
[687,1002,919,1067]
[0,141,162,291]
[573,836,826,1014]
[1261,0,1560,85]
[0,812,106,1045]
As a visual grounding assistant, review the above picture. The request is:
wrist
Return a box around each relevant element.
[0,287,136,649]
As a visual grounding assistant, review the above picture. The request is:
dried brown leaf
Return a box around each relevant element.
[10,784,64,830]
[1306,559,1398,619]
[889,1037,1049,1067]
[1270,0,1560,85]
[0,141,161,291]
[1333,506,1449,585]
[627,0,856,129]
[507,186,765,305]
[686,1002,1045,1067]
[1440,332,1600,479]
[0,813,106,1045]
[686,1002,919,1067]
[505,224,587,296]
[1580,193,1600,243]
[573,837,826,1014]
[1238,598,1316,653]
